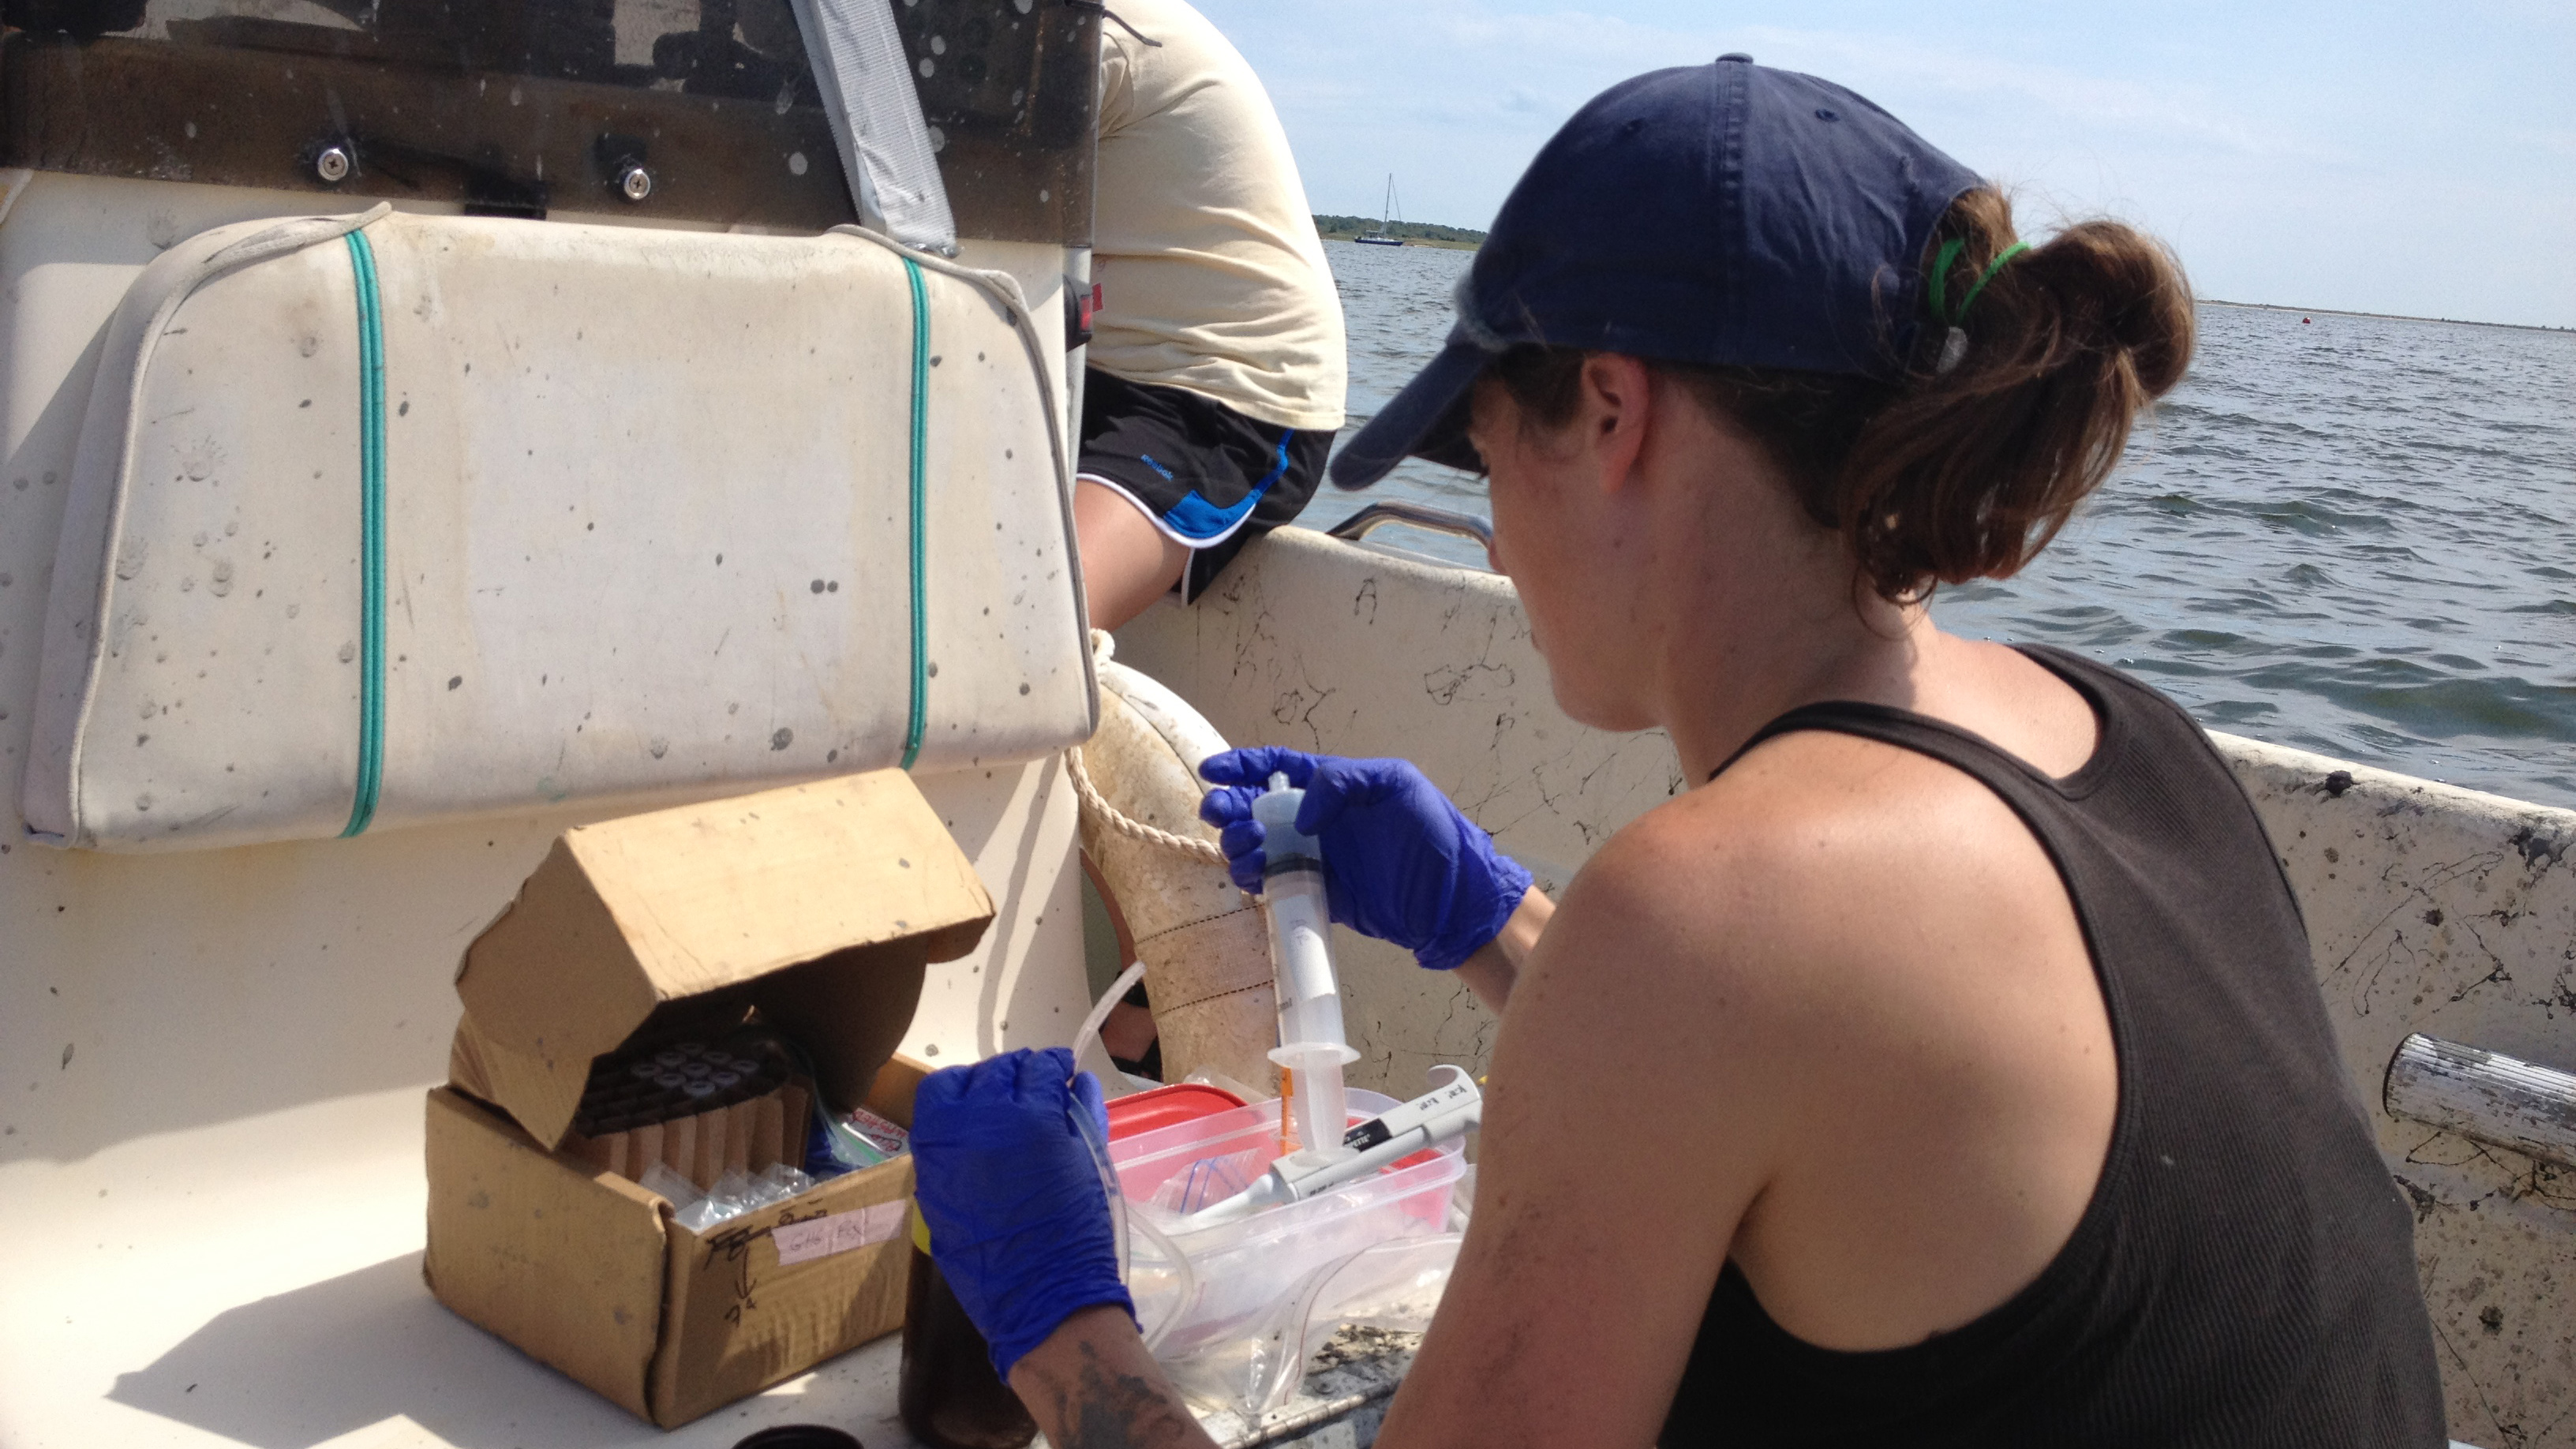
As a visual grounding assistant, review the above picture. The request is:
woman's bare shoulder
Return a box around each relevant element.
[1538,728,2046,1044]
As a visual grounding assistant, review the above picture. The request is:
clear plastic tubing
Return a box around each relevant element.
[1253,773,1360,1151]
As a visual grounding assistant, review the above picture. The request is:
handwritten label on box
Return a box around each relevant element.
[773,1200,907,1267]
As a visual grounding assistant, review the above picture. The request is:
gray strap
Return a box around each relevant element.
[790,0,958,256]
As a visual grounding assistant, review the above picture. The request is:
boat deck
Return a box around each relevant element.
[2,1078,1404,1448]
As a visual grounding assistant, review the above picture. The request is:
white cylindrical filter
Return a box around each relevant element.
[1254,775,1357,1151]
[1279,1043,1351,1158]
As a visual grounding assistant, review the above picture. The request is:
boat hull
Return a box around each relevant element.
[4,170,2567,1447]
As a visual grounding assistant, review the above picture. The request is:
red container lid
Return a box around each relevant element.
[1105,1082,1248,1141]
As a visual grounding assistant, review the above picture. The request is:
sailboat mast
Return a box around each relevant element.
[1356,174,1407,245]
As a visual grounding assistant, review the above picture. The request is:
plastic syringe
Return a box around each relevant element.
[1253,772,1360,1154]
[1178,1065,1482,1230]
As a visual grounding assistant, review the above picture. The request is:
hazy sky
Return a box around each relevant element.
[1195,0,2576,329]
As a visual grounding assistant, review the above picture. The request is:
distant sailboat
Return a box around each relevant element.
[1356,174,1406,246]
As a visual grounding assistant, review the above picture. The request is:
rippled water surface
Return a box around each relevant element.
[1314,240,2576,808]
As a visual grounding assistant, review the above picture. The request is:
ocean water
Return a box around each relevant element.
[1313,240,2576,809]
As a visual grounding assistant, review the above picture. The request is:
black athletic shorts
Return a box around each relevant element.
[1077,368,1335,603]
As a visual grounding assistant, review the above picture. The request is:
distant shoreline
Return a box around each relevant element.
[1312,214,1485,252]
[2203,298,2574,335]
[1303,244,2564,328]
[1320,231,1478,252]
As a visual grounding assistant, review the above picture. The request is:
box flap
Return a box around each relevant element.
[453,771,993,1147]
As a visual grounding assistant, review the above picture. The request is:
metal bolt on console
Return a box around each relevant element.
[314,147,351,184]
[619,164,654,202]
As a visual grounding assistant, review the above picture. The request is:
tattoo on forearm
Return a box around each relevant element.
[1047,1339,1202,1449]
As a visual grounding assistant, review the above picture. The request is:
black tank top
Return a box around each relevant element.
[1662,646,2444,1447]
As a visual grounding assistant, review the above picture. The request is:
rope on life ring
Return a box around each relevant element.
[1066,741,1226,867]
[1065,630,1227,865]
[1066,630,1278,1088]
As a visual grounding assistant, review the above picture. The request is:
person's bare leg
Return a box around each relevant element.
[1076,478,1191,631]
[1099,1000,1159,1066]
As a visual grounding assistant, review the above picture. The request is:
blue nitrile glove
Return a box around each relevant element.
[1199,747,1534,972]
[908,1046,1133,1379]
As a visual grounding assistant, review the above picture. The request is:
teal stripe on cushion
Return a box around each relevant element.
[339,227,388,838]
[900,256,930,771]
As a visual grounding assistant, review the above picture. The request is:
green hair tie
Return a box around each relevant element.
[1927,236,2030,325]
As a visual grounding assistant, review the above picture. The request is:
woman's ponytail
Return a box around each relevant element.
[1827,189,2196,601]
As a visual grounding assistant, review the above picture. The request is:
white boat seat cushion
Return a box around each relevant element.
[23,208,1093,852]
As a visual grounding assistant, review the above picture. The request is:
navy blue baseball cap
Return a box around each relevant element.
[1330,55,1983,489]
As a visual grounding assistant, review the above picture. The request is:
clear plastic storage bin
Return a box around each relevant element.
[1112,1089,1466,1415]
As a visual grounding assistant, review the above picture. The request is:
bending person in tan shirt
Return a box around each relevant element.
[1072,0,1348,632]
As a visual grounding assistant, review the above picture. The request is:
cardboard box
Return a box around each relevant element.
[424,770,994,1427]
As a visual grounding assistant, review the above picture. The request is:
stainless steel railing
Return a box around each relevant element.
[1324,500,1493,553]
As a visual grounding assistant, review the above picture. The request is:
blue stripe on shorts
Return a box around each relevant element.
[1159,440,1292,543]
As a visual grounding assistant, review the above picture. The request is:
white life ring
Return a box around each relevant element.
[1069,636,1277,1091]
